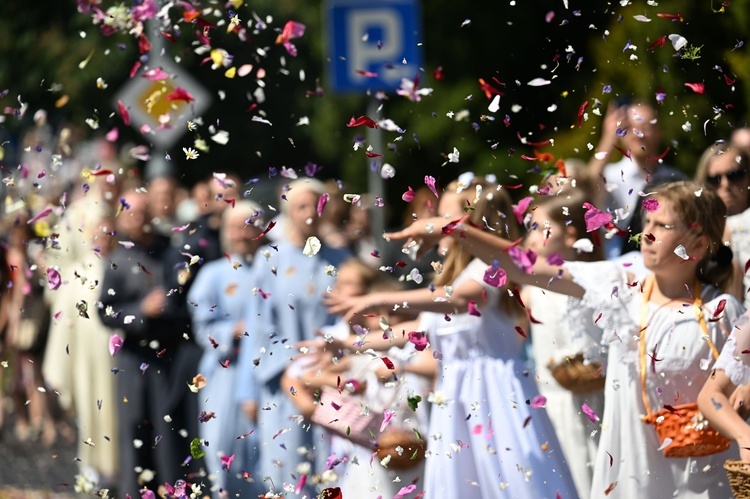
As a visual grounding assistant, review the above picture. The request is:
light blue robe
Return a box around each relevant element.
[235,242,350,495]
[187,255,264,498]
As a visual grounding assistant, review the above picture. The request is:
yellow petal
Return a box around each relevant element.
[210,49,224,67]
[225,66,237,79]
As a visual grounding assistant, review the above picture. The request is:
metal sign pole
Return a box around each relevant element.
[366,99,385,251]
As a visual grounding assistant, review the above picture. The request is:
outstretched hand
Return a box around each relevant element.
[384,216,451,260]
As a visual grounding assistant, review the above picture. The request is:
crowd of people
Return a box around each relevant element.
[2,102,750,499]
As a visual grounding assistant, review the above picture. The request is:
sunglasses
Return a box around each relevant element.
[706,169,747,187]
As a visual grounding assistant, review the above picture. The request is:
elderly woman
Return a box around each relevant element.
[234,178,350,496]
[186,200,266,498]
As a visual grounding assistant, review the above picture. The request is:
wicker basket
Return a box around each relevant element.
[643,403,731,458]
[548,354,605,394]
[375,428,426,470]
[725,459,750,498]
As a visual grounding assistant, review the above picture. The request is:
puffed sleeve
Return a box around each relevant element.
[715,309,750,386]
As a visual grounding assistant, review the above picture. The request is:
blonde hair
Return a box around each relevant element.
[532,189,603,262]
[652,181,732,291]
[433,176,521,316]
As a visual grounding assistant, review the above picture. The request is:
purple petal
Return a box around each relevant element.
[109,333,124,357]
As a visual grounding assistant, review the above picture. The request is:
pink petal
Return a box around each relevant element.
[582,402,600,423]
[407,331,428,351]
[468,300,481,316]
[394,484,417,499]
[684,82,705,94]
[512,197,533,224]
[642,198,660,213]
[424,175,438,197]
[294,473,307,494]
[317,192,329,217]
[109,333,124,357]
[583,202,613,232]
[531,395,547,408]
[47,268,62,290]
[27,208,53,225]
[546,253,565,266]
[380,409,396,432]
[483,264,507,287]
[402,186,415,203]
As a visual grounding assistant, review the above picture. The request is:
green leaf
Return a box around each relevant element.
[407,394,422,412]
[190,437,205,459]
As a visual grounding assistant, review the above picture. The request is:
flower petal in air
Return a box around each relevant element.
[583,202,613,232]
[109,333,124,356]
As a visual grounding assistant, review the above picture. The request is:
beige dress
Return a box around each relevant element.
[43,195,119,480]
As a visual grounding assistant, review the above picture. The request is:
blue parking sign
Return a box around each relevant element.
[326,0,423,94]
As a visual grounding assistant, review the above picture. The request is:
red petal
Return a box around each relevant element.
[515,326,528,338]
[137,34,151,55]
[117,100,131,126]
[684,82,705,94]
[725,74,736,85]
[647,35,667,51]
[381,357,395,370]
[577,100,589,128]
[129,60,142,78]
[346,116,379,128]
[364,151,382,158]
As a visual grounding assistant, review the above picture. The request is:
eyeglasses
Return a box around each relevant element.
[706,169,747,187]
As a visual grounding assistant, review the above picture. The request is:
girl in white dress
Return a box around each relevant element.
[386,180,743,499]
[522,190,605,498]
[327,176,579,499]
[698,311,750,461]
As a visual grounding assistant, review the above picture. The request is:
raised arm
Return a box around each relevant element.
[384,220,585,299]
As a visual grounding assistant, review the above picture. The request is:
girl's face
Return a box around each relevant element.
[641,198,706,270]
[706,152,750,217]
[437,191,463,255]
[524,206,572,259]
[332,264,367,297]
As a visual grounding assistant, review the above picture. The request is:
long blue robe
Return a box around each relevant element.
[187,255,264,498]
[235,242,350,495]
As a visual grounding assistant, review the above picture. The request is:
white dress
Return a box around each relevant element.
[567,261,744,499]
[715,311,750,386]
[420,259,579,499]
[528,287,605,499]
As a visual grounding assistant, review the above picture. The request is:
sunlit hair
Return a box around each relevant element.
[433,176,521,316]
[651,181,732,291]
[531,189,603,262]
[280,178,327,214]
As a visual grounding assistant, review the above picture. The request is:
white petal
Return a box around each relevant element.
[572,238,594,253]
[668,34,688,51]
[527,78,551,87]
[488,95,501,113]
[633,15,651,22]
[674,244,689,260]
[303,236,321,257]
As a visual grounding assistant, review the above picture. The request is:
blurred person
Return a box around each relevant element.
[5,208,57,445]
[381,184,439,289]
[318,179,351,249]
[147,175,182,236]
[286,267,435,498]
[42,162,123,488]
[234,178,350,496]
[694,143,750,218]
[588,101,685,259]
[731,127,750,155]
[175,178,211,225]
[186,200,266,498]
[707,143,750,306]
[522,190,605,498]
[97,188,192,495]
[344,196,380,268]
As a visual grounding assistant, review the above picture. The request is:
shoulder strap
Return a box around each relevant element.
[639,277,717,418]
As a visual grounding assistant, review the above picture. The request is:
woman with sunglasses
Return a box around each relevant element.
[695,143,750,218]
[696,144,750,306]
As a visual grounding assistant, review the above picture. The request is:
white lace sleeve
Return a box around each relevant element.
[715,311,750,386]
[564,260,638,345]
